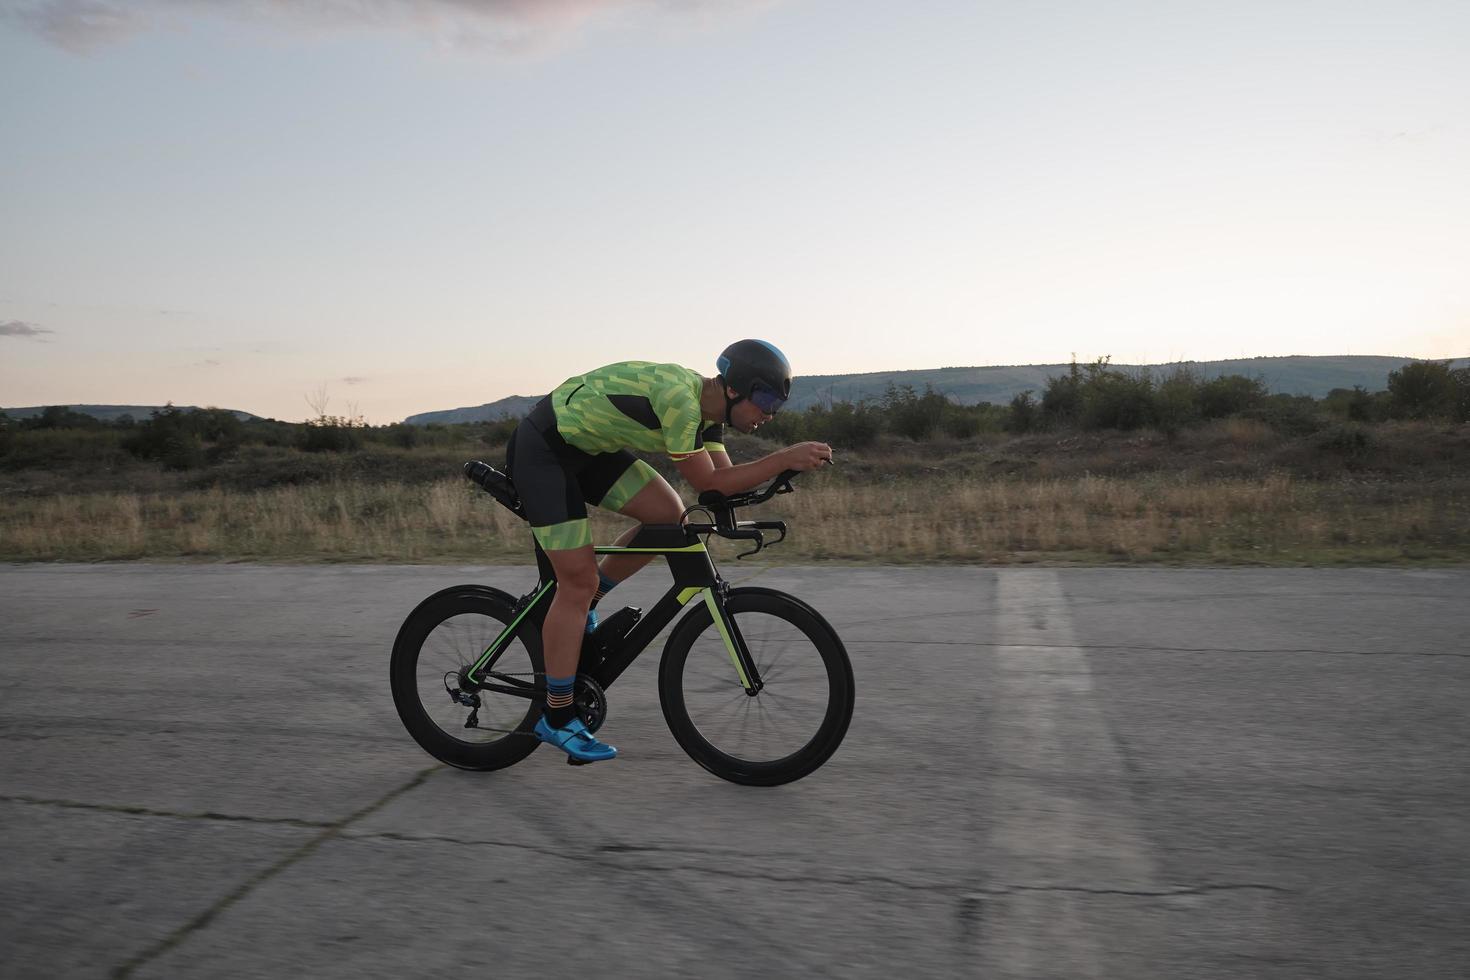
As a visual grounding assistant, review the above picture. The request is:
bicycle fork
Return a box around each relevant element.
[698,587,764,696]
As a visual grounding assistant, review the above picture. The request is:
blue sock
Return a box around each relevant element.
[545,673,576,727]
[594,571,618,603]
[587,572,619,633]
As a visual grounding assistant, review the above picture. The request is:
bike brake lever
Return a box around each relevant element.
[721,528,764,559]
[735,539,764,559]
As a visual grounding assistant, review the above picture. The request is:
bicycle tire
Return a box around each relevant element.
[658,588,854,786]
[390,587,543,771]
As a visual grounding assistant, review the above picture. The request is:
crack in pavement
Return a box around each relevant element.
[335,828,1292,900]
[0,718,404,745]
[0,795,335,830]
[965,883,1291,898]
[108,765,441,980]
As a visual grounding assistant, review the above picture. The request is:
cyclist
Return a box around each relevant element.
[504,340,833,764]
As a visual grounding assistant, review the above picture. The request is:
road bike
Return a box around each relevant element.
[389,461,854,786]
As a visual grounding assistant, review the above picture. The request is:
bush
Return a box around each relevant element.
[807,401,881,448]
[1153,367,1202,435]
[123,406,210,469]
[19,406,108,431]
[1248,394,1323,436]
[1388,360,1458,420]
[754,407,805,444]
[1318,423,1372,458]
[1007,390,1040,433]
[1041,361,1084,427]
[1323,386,1384,423]
[882,384,948,441]
[1198,374,1267,420]
[1081,367,1154,430]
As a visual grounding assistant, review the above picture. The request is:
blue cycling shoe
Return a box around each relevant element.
[585,610,600,634]
[534,716,617,764]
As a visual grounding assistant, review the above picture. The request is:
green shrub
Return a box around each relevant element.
[754,408,805,444]
[1153,367,1202,435]
[1041,361,1084,427]
[1323,386,1384,423]
[1082,367,1155,430]
[1199,374,1267,419]
[1388,360,1458,420]
[1318,423,1372,458]
[882,384,948,441]
[1007,390,1040,433]
[1248,394,1323,436]
[807,401,881,448]
[17,406,108,431]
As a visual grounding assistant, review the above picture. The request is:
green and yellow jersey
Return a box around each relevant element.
[548,361,725,460]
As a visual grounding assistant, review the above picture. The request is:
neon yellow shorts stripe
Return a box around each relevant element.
[531,518,591,551]
[597,459,659,513]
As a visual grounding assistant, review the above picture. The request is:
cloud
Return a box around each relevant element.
[0,320,53,339]
[2,0,763,56]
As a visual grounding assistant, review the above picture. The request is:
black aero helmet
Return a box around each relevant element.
[716,340,792,419]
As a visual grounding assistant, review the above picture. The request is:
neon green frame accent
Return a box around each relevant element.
[467,580,554,680]
[676,587,703,605]
[703,589,752,690]
[593,542,708,554]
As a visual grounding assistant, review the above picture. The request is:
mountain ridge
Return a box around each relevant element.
[0,404,262,423]
[402,354,1470,426]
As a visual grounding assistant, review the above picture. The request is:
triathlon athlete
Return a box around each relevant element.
[504,340,833,763]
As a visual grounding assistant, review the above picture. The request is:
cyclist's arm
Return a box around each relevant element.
[673,442,830,495]
[708,449,732,470]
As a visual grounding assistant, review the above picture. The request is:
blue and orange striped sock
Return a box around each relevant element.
[544,673,576,728]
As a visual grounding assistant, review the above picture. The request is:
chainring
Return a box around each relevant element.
[575,672,609,734]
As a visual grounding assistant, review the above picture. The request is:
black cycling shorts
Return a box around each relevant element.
[504,413,657,551]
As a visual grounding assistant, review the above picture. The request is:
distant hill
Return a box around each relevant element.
[402,354,1470,425]
[0,404,262,423]
[404,395,540,427]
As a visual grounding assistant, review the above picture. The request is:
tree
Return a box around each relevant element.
[881,383,947,441]
[1453,367,1470,423]
[1387,361,1457,420]
[1007,390,1039,433]
[1198,375,1267,420]
[1041,359,1084,427]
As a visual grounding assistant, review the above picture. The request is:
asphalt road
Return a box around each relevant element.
[2,562,1468,979]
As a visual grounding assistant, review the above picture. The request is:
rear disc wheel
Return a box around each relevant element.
[390,590,543,771]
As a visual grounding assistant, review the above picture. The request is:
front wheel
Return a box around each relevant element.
[659,589,854,786]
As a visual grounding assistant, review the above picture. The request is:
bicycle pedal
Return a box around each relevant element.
[566,756,593,766]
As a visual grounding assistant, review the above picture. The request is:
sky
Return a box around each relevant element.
[2,0,1467,423]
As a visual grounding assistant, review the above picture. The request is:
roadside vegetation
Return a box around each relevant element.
[2,358,1467,564]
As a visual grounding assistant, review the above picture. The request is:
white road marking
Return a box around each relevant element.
[982,569,1163,977]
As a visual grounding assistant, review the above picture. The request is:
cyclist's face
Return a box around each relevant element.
[726,388,774,432]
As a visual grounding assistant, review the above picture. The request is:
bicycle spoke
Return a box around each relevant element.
[680,606,834,765]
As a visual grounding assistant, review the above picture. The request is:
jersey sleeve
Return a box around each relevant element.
[657,384,706,459]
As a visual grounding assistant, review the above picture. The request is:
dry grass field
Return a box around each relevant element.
[3,436,1466,565]
[3,418,1468,565]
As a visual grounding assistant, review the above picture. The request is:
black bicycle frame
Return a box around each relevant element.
[461,522,763,696]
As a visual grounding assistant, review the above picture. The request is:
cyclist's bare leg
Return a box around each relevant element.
[542,544,599,680]
[597,475,685,583]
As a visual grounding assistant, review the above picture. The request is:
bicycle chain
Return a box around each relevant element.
[449,671,605,737]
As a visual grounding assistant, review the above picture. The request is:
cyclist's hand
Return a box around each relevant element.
[783,441,834,472]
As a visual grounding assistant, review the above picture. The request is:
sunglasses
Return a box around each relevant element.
[748,383,787,415]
